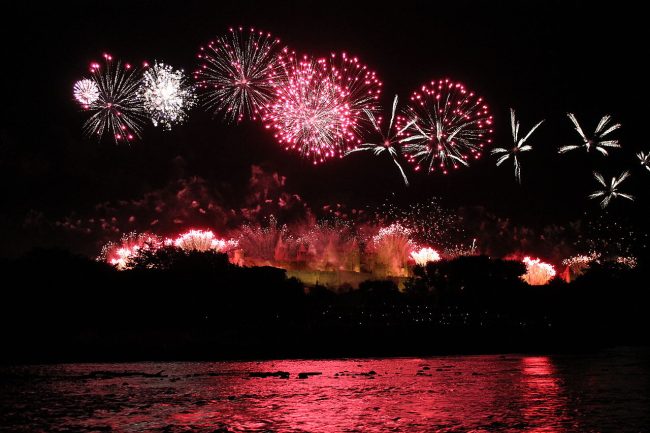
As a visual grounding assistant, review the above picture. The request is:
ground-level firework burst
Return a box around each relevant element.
[410,247,441,266]
[99,232,162,270]
[589,171,634,208]
[195,27,282,122]
[638,151,650,172]
[559,114,621,156]
[140,62,196,130]
[345,95,411,185]
[521,256,556,285]
[370,223,413,277]
[562,252,600,279]
[492,109,543,183]
[263,51,382,164]
[77,54,147,143]
[397,78,493,174]
[169,229,238,252]
[73,79,100,107]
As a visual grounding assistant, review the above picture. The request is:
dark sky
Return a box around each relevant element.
[1,1,647,256]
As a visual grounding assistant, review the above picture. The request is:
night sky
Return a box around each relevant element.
[1,1,646,257]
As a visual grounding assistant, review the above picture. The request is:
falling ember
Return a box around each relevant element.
[169,229,238,252]
[397,78,493,174]
[521,256,556,285]
[194,26,283,122]
[263,50,382,164]
[410,247,441,266]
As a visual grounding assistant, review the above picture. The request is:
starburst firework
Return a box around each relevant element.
[263,51,382,164]
[73,79,100,107]
[491,108,543,183]
[559,113,621,156]
[397,78,493,174]
[140,62,196,130]
[345,95,411,185]
[195,27,282,122]
[589,171,634,208]
[78,53,147,143]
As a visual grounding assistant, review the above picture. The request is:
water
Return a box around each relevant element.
[1,348,649,432]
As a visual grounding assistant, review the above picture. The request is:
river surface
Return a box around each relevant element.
[1,348,649,432]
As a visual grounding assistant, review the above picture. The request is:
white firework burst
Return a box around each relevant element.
[559,113,621,156]
[345,95,411,186]
[491,108,544,183]
[73,79,100,107]
[637,151,650,172]
[141,62,196,130]
[589,171,634,208]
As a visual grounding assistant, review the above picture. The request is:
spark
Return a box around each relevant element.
[397,78,493,174]
[589,171,634,208]
[345,95,411,185]
[169,229,238,252]
[491,108,543,183]
[140,62,196,130]
[559,113,621,156]
[195,26,282,122]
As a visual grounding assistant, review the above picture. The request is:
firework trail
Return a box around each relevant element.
[397,78,493,174]
[73,79,100,107]
[140,62,196,130]
[76,54,147,143]
[345,95,412,185]
[195,27,282,122]
[589,171,634,208]
[559,114,621,156]
[491,108,543,183]
[637,151,650,172]
[370,223,414,277]
[263,51,382,164]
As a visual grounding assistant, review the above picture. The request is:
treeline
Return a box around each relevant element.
[1,248,648,362]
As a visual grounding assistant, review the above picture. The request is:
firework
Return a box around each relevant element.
[562,252,600,278]
[410,247,441,266]
[615,256,637,269]
[370,223,413,277]
[345,95,411,185]
[99,232,162,270]
[491,108,543,183]
[140,62,196,130]
[637,151,650,172]
[521,256,556,285]
[559,114,621,156]
[195,27,282,122]
[73,79,100,107]
[263,51,382,164]
[589,171,634,208]
[397,78,493,174]
[78,54,147,143]
[170,229,238,252]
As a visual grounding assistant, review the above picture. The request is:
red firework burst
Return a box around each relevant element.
[262,50,382,164]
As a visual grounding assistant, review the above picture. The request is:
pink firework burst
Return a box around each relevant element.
[263,50,382,164]
[195,26,283,122]
[397,79,493,174]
